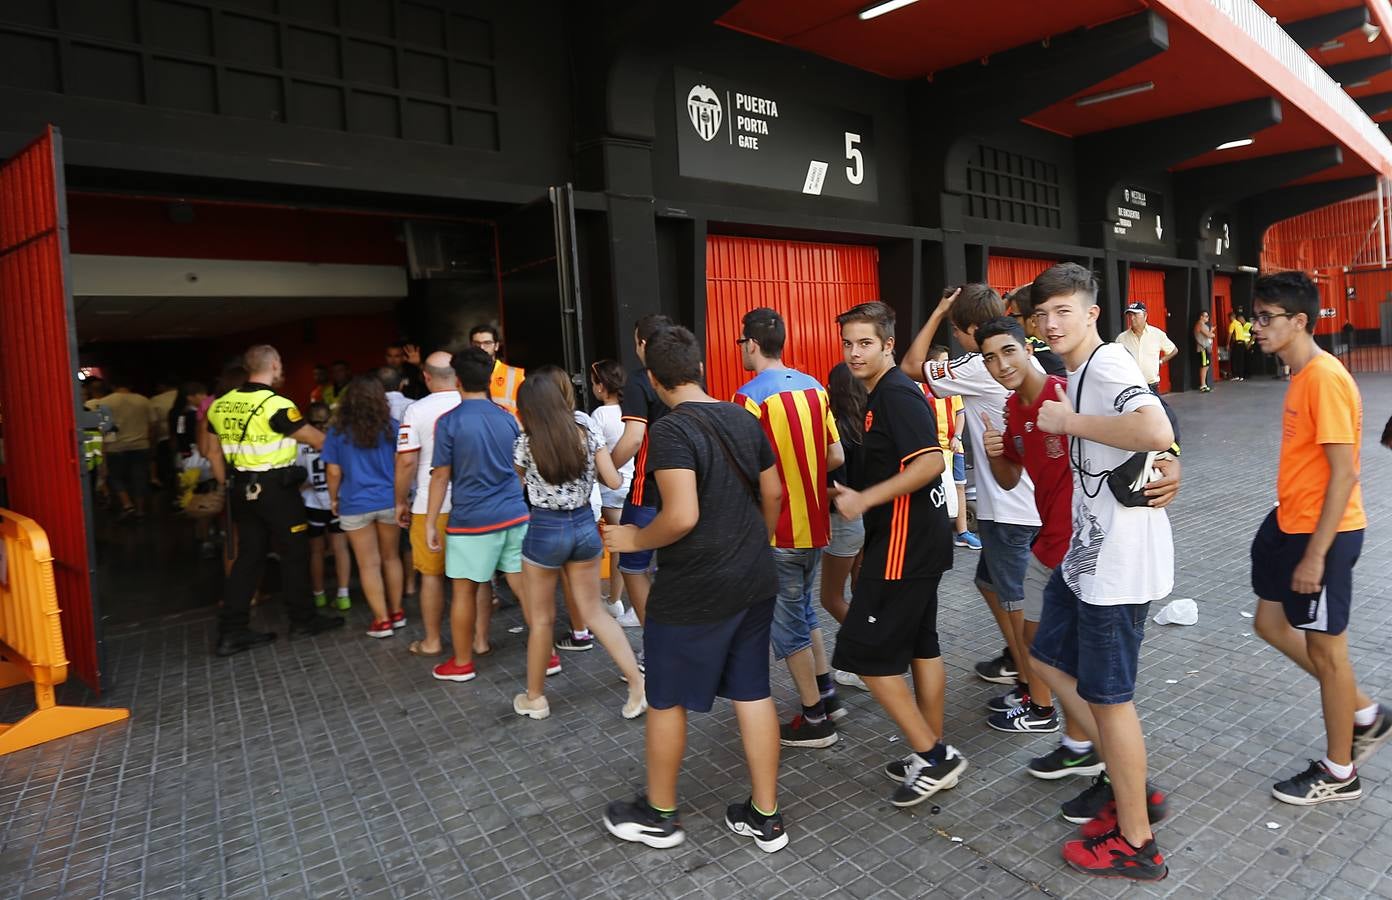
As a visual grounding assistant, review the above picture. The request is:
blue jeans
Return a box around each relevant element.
[1030,569,1149,705]
[770,547,821,660]
[520,506,602,570]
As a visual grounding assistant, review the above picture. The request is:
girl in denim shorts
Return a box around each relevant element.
[511,367,645,721]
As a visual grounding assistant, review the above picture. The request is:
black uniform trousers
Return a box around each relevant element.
[222,469,314,633]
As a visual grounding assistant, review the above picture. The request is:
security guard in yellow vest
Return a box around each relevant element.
[468,323,524,418]
[203,344,345,657]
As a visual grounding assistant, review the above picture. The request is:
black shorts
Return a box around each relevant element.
[306,507,341,538]
[643,598,774,713]
[832,576,941,677]
[1251,508,1362,635]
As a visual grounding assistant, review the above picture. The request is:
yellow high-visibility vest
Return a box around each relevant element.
[206,388,300,471]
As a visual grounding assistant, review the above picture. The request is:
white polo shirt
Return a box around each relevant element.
[397,390,462,514]
[1115,324,1177,387]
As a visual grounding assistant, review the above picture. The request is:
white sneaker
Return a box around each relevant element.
[616,608,642,628]
[622,692,648,720]
[833,669,868,691]
[513,693,551,720]
[605,599,626,619]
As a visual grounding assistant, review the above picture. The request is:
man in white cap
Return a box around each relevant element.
[1114,302,1177,393]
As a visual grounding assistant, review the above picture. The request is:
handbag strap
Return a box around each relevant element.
[671,405,761,508]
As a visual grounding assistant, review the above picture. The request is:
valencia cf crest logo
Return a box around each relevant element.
[687,85,722,142]
[864,410,874,432]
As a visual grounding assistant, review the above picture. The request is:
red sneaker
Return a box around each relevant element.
[1063,828,1167,881]
[546,654,562,676]
[432,659,476,682]
[1079,787,1169,839]
[366,620,394,638]
[390,611,407,630]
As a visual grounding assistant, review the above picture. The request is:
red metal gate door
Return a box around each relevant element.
[705,236,879,402]
[0,127,101,691]
[1127,268,1170,393]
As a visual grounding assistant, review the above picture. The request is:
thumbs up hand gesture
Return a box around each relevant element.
[981,411,1005,458]
[1037,383,1074,435]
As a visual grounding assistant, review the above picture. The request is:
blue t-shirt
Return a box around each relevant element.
[432,399,528,534]
[320,421,398,516]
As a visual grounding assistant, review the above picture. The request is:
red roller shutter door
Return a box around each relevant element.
[1128,268,1170,393]
[1213,274,1232,381]
[987,255,1058,301]
[705,236,879,402]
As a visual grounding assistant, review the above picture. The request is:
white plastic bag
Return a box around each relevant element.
[1153,598,1197,626]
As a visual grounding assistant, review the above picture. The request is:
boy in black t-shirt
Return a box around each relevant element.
[831,302,966,807]
[601,326,789,853]
[609,314,673,624]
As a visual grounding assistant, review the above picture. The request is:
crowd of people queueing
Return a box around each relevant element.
[180,264,1386,883]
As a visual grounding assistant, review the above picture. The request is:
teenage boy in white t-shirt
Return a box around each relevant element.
[395,351,463,658]
[903,285,1047,714]
[1028,263,1173,881]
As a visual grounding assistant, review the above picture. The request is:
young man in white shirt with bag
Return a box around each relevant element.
[1029,263,1174,881]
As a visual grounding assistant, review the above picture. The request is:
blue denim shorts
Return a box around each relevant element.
[952,452,966,485]
[974,519,1038,611]
[520,506,602,570]
[826,510,864,558]
[1030,569,1150,705]
[644,598,775,712]
[770,547,821,660]
[617,502,658,574]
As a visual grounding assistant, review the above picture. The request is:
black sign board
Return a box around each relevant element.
[1202,213,1234,261]
[1112,186,1166,248]
[674,67,877,202]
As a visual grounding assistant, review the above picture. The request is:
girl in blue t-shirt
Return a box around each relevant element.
[511,367,642,721]
[323,375,403,639]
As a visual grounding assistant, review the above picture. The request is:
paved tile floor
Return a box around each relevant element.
[3,373,1392,899]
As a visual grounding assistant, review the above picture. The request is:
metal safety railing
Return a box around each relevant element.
[1208,0,1392,168]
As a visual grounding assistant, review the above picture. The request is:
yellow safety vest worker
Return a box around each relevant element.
[490,359,525,419]
[206,387,302,472]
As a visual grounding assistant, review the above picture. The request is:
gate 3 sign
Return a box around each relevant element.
[675,68,877,202]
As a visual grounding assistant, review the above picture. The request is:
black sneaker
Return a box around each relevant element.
[1061,774,1167,824]
[823,694,848,723]
[554,633,594,652]
[603,795,685,849]
[1271,760,1362,806]
[974,650,1018,685]
[289,614,346,638]
[882,753,966,786]
[779,714,838,749]
[1354,704,1392,766]
[214,629,276,657]
[724,799,788,853]
[986,684,1028,713]
[987,704,1059,734]
[1028,745,1106,780]
[891,746,967,807]
[1060,774,1115,824]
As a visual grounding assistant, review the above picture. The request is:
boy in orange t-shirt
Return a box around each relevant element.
[1248,271,1388,807]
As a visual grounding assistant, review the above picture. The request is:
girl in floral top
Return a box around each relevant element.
[512,367,645,720]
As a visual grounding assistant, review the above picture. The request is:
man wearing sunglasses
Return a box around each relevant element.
[1248,271,1388,806]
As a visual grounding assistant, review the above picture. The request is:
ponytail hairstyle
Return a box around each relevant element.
[589,358,626,402]
[517,365,586,484]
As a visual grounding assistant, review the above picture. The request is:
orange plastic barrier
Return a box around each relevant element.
[0,509,128,754]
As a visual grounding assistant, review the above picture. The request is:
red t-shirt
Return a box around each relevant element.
[1000,375,1072,568]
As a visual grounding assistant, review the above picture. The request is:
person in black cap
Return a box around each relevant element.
[1114,302,1178,393]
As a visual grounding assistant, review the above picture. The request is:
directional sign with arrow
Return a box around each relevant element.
[1112,186,1167,248]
